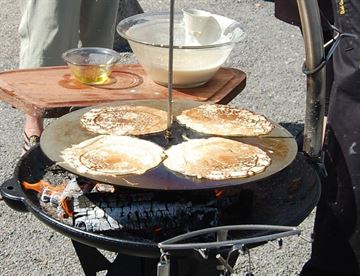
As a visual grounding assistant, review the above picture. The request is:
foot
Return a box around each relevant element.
[21,115,43,156]
[22,132,41,154]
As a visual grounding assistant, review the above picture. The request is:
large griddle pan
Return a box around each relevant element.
[40,99,297,190]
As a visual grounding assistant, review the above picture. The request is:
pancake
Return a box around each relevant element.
[61,135,165,176]
[163,137,271,180]
[80,105,167,135]
[176,104,274,136]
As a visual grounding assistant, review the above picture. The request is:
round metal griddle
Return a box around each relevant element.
[40,99,297,190]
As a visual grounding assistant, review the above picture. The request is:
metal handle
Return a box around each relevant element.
[0,178,28,212]
[158,224,301,251]
[297,0,326,160]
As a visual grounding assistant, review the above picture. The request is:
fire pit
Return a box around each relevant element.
[0,98,322,275]
[1,142,320,256]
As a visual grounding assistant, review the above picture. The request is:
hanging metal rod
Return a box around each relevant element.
[166,0,175,138]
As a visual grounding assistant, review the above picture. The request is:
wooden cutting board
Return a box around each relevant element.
[0,64,246,117]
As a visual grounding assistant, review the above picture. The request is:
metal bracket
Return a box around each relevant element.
[302,30,358,76]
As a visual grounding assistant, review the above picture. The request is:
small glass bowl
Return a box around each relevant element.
[62,47,121,85]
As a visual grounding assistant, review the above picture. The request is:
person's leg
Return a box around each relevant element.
[79,0,120,48]
[113,0,143,51]
[302,0,360,272]
[18,0,82,153]
[301,128,359,276]
[18,0,81,67]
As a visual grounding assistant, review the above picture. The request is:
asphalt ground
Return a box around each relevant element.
[0,0,315,275]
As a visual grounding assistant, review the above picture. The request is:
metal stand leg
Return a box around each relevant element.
[107,253,158,276]
[72,240,158,276]
[176,255,224,276]
[72,240,111,276]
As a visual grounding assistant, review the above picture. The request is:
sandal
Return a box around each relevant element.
[22,131,40,154]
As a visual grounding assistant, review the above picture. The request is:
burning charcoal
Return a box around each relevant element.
[22,177,116,219]
[22,178,80,219]
[40,189,61,206]
[73,193,219,237]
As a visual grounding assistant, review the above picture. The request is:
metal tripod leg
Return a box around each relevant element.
[72,240,111,276]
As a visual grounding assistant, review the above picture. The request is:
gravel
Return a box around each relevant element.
[0,0,315,275]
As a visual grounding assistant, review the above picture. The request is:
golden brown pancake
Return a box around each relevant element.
[176,104,274,136]
[80,105,167,135]
[163,137,271,180]
[61,135,164,176]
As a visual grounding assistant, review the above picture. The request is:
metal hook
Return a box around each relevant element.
[160,249,169,262]
[245,248,254,276]
[238,244,248,255]
[298,233,314,243]
[267,238,283,249]
[195,248,209,260]
[157,250,171,276]
[216,254,235,274]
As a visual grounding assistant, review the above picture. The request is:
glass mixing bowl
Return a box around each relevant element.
[62,47,121,85]
[117,11,245,88]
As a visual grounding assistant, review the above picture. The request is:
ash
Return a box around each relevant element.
[42,164,77,185]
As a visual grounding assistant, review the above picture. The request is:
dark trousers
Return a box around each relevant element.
[301,128,359,276]
[301,0,360,274]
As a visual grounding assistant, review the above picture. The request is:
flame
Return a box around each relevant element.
[22,180,73,217]
[60,197,73,217]
[154,227,162,233]
[22,180,66,193]
[214,189,224,198]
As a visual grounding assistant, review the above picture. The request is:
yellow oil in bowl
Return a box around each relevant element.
[62,47,121,85]
[69,64,113,85]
